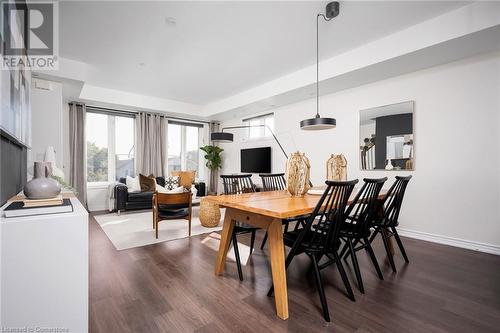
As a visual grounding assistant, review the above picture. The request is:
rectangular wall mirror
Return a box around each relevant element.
[359,101,414,170]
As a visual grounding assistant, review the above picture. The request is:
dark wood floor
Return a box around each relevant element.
[89,214,500,333]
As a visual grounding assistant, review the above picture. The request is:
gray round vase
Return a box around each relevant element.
[24,162,62,199]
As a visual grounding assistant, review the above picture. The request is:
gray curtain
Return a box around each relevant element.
[69,102,87,205]
[135,112,165,176]
[208,122,220,194]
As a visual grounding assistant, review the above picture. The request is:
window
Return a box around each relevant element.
[86,113,108,182]
[86,112,135,184]
[167,122,203,179]
[244,113,274,139]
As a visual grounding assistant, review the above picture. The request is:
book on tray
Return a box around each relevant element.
[22,194,63,207]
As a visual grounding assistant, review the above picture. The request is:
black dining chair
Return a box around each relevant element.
[268,179,358,322]
[336,177,387,294]
[258,173,310,250]
[259,173,287,191]
[220,174,259,281]
[368,175,412,272]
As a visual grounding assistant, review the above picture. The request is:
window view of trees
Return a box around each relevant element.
[87,141,108,182]
[86,112,204,184]
[86,112,135,183]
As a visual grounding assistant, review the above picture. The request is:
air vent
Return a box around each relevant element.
[32,78,53,91]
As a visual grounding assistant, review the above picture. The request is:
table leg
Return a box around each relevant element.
[267,219,289,320]
[215,210,235,275]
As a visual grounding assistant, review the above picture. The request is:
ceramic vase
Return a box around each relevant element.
[326,154,347,181]
[24,162,61,199]
[285,152,311,197]
[385,159,394,170]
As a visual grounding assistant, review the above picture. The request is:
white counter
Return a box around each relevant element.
[0,197,88,332]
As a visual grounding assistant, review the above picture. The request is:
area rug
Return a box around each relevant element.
[94,206,224,250]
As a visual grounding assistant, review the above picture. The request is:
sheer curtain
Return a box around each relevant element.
[69,102,87,205]
[135,112,166,176]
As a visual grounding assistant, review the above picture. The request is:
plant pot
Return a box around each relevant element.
[199,198,221,228]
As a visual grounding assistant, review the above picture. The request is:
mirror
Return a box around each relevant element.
[359,101,414,170]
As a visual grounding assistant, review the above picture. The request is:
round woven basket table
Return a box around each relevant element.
[199,198,221,228]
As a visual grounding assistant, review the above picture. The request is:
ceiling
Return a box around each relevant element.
[59,1,468,105]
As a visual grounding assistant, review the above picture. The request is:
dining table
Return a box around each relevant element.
[206,188,388,320]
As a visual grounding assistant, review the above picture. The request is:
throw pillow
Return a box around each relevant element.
[126,176,141,193]
[156,183,170,193]
[167,186,186,194]
[164,176,180,190]
[171,170,196,189]
[139,174,156,192]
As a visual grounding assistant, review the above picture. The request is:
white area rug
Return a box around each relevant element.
[94,206,224,251]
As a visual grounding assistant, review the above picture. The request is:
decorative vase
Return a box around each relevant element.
[24,162,61,199]
[285,152,311,197]
[326,154,347,181]
[199,198,221,228]
[385,159,394,170]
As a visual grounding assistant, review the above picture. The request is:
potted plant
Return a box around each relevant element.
[200,145,224,194]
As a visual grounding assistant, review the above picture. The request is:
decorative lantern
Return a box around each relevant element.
[326,154,347,181]
[285,152,311,197]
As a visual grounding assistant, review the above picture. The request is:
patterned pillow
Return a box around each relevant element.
[164,176,180,190]
[171,170,196,189]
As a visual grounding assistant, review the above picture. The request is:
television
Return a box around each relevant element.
[241,147,271,173]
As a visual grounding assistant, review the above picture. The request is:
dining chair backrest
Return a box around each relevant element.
[294,179,358,252]
[259,173,286,191]
[153,191,192,207]
[221,174,256,195]
[344,177,387,235]
[379,175,412,227]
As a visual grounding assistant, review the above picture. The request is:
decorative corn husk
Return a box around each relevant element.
[285,152,311,197]
[326,154,347,181]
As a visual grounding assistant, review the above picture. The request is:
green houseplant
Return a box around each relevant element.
[200,145,224,194]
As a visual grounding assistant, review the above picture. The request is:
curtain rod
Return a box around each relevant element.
[76,104,218,125]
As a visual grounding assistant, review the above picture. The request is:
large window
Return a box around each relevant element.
[167,122,202,178]
[244,113,274,139]
[86,112,135,183]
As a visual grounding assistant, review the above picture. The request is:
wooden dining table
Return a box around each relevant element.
[206,189,388,320]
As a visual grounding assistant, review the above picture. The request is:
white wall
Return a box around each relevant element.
[220,52,500,252]
[30,79,64,170]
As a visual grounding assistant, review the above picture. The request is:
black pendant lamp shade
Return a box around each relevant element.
[300,2,339,131]
[211,132,233,142]
[300,115,336,130]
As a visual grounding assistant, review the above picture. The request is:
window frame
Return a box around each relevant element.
[167,120,205,180]
[86,110,135,185]
[243,113,275,139]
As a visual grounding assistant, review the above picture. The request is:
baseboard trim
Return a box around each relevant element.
[397,228,500,256]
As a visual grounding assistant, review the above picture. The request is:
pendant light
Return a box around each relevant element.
[300,2,339,130]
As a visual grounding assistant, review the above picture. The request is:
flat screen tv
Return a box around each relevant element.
[241,147,271,173]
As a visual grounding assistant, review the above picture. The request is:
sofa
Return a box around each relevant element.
[114,177,206,213]
[115,176,165,213]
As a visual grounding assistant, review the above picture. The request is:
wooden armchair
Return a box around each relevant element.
[152,191,192,239]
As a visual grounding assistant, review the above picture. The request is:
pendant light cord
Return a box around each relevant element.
[316,13,332,118]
